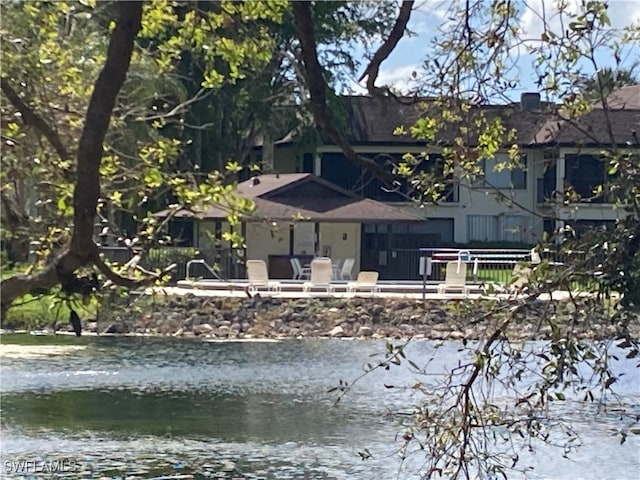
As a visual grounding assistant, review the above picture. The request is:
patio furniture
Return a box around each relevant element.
[303,257,334,294]
[437,261,470,295]
[246,260,281,294]
[290,257,311,280]
[331,259,342,279]
[347,271,379,296]
[339,258,355,280]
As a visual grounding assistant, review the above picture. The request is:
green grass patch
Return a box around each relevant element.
[2,266,98,329]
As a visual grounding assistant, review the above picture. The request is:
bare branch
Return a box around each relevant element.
[358,0,414,94]
[94,253,176,289]
[290,1,396,185]
[0,77,70,160]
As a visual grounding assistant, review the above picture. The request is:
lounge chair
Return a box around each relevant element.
[339,258,355,280]
[246,260,281,294]
[347,271,379,296]
[290,257,311,280]
[437,261,470,295]
[303,257,334,294]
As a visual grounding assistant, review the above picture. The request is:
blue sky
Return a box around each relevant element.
[347,0,640,101]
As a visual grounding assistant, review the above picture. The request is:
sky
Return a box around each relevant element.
[347,0,640,101]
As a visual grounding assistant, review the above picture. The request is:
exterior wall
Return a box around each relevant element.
[315,145,544,245]
[245,222,290,263]
[196,220,361,275]
[318,223,361,274]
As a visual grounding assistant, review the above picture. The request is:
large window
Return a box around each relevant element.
[321,152,458,202]
[564,154,617,203]
[467,214,530,243]
[481,155,527,189]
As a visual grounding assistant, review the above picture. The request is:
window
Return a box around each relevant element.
[467,215,530,243]
[320,152,459,203]
[168,219,194,246]
[564,154,618,203]
[481,154,527,189]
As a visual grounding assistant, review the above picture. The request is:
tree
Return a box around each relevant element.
[0,0,290,312]
[580,66,639,101]
[0,0,411,312]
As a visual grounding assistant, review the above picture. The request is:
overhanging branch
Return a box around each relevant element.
[0,77,70,160]
[290,1,397,185]
[358,0,414,94]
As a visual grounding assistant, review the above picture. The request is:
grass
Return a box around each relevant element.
[1,266,97,330]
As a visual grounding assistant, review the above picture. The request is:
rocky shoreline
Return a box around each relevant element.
[42,294,638,342]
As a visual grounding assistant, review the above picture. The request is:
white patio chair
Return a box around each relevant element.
[437,261,470,295]
[246,260,281,294]
[331,259,342,280]
[290,257,311,280]
[339,258,355,280]
[347,271,379,296]
[303,257,334,294]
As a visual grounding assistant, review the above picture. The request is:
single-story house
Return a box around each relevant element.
[162,173,428,278]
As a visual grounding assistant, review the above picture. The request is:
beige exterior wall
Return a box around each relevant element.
[317,145,544,244]
[318,223,361,274]
[195,219,361,274]
[245,222,290,263]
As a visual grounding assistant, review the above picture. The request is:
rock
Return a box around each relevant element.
[328,326,345,337]
[357,326,374,337]
[449,331,465,340]
[102,323,118,334]
[193,323,214,335]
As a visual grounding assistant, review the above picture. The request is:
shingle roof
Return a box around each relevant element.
[331,95,546,146]
[531,85,640,146]
[314,89,640,148]
[164,174,426,223]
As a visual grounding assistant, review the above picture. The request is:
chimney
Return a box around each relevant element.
[521,92,541,111]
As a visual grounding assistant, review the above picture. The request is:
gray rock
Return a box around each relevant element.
[328,326,345,337]
[357,326,374,337]
[193,323,214,335]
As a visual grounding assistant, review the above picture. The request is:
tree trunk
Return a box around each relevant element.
[0,2,143,313]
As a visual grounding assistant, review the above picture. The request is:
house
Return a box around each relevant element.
[163,173,426,279]
[250,87,639,246]
[169,86,638,279]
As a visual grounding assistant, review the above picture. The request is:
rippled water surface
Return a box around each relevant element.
[1,335,638,479]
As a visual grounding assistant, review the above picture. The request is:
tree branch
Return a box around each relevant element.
[1,2,143,313]
[290,1,397,185]
[358,0,414,94]
[0,77,70,160]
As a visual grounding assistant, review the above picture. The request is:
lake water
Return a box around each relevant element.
[1,335,638,479]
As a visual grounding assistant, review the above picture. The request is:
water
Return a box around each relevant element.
[1,335,638,479]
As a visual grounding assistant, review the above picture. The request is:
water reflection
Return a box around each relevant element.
[1,335,638,479]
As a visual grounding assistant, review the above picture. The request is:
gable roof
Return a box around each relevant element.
[531,85,640,146]
[269,89,638,149]
[165,174,426,223]
[330,95,546,146]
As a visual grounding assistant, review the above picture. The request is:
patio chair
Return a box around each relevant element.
[339,258,355,280]
[290,257,311,280]
[331,259,342,279]
[303,257,334,294]
[246,260,281,294]
[347,271,379,296]
[437,261,470,295]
